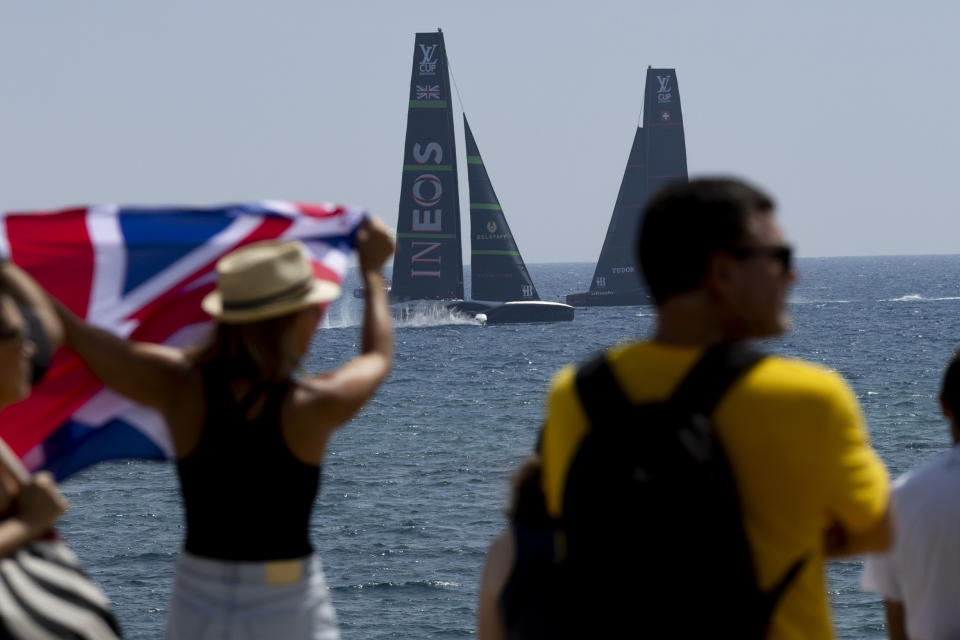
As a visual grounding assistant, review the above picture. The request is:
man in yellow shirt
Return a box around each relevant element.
[539,178,890,638]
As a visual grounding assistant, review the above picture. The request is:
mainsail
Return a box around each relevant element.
[464,115,539,302]
[644,68,688,200]
[391,31,463,301]
[588,126,647,297]
[567,67,688,306]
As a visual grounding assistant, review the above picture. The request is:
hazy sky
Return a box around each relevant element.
[1,1,956,262]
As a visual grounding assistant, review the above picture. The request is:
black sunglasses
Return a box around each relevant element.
[729,245,793,272]
[0,325,25,343]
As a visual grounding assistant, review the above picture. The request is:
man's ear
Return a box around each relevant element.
[703,251,736,298]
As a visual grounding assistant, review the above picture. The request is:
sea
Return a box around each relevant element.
[57,255,960,639]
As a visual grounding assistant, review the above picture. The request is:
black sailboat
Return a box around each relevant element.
[566,67,688,307]
[391,30,573,324]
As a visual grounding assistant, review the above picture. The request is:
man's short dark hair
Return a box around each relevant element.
[941,351,960,417]
[636,178,775,304]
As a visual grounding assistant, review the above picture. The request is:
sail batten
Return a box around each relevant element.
[464,115,539,302]
[408,101,449,109]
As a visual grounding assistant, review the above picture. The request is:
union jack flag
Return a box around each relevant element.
[0,201,366,480]
[415,84,441,100]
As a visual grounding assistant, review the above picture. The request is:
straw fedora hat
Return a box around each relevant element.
[201,240,341,324]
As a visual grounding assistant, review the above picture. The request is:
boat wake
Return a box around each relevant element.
[789,297,852,304]
[323,298,482,329]
[881,294,960,303]
[394,306,483,328]
[322,299,363,329]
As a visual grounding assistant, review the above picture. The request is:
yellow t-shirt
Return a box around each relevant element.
[539,341,889,640]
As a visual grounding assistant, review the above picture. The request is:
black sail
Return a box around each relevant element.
[643,68,688,196]
[588,126,647,295]
[391,31,464,301]
[465,116,539,302]
[568,67,687,307]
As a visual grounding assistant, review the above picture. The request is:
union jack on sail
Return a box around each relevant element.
[0,201,366,480]
[415,84,441,100]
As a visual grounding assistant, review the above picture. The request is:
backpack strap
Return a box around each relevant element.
[669,342,766,415]
[574,342,765,427]
[671,342,808,616]
[573,353,633,430]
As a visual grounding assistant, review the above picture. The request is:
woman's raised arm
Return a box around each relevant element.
[299,217,395,430]
[54,300,189,412]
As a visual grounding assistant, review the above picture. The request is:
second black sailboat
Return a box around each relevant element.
[566,67,688,307]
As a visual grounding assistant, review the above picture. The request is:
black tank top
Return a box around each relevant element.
[177,365,321,561]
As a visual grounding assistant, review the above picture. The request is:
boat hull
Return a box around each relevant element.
[565,289,650,307]
[391,299,574,323]
[481,301,574,324]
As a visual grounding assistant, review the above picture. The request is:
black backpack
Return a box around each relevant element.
[501,342,804,639]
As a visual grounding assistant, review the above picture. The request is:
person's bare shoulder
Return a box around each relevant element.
[481,531,515,601]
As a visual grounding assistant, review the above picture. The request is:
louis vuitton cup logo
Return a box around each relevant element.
[656,74,673,104]
[419,44,439,76]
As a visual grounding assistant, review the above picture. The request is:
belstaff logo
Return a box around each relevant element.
[487,220,497,233]
[656,74,673,104]
[419,44,439,76]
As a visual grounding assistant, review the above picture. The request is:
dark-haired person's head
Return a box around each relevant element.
[637,178,795,338]
[0,292,35,409]
[940,351,960,444]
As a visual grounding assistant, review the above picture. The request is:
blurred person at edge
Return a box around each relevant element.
[0,260,67,558]
[0,262,123,640]
[862,351,960,640]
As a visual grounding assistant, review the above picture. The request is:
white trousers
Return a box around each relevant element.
[165,551,340,640]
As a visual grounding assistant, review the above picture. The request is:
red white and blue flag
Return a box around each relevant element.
[415,84,441,100]
[0,201,366,480]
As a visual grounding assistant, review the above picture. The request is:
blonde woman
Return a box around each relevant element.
[54,218,394,639]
